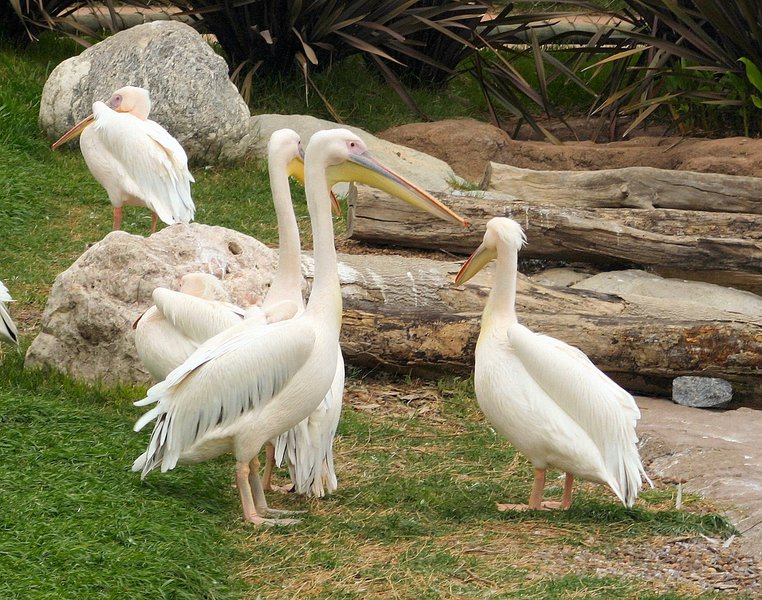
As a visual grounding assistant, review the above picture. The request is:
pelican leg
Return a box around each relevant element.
[235,461,260,523]
[248,456,301,525]
[235,460,299,526]
[149,211,158,234]
[262,443,295,494]
[542,473,574,510]
[497,468,546,512]
[112,206,124,231]
[262,443,275,491]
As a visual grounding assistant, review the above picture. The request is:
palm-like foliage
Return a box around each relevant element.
[580,0,762,135]
[8,0,597,139]
[6,0,148,45]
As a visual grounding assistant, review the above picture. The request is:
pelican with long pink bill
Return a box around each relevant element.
[51,86,195,233]
[455,217,651,511]
[131,128,467,525]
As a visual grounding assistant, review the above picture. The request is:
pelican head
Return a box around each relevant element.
[51,85,150,150]
[107,86,151,120]
[269,128,304,182]
[455,217,526,285]
[309,128,468,227]
[179,273,231,302]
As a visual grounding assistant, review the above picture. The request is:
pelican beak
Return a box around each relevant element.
[290,150,342,216]
[328,151,469,227]
[51,113,95,150]
[455,242,496,286]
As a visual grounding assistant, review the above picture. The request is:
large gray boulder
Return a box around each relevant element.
[25,224,280,385]
[40,21,253,164]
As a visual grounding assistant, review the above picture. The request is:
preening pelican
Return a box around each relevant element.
[51,86,195,233]
[0,281,19,349]
[132,128,467,525]
[455,217,650,510]
[134,273,246,382]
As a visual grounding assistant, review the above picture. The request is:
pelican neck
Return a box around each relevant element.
[303,152,340,314]
[263,157,304,311]
[484,245,519,330]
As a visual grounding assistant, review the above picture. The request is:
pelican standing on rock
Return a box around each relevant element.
[0,280,19,349]
[131,128,468,525]
[455,217,650,511]
[51,86,195,233]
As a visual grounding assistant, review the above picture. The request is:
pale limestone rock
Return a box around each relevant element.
[25,224,281,385]
[573,269,762,318]
[40,21,252,164]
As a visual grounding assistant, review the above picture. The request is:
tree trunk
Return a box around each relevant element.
[482,163,762,214]
[324,254,762,406]
[347,187,762,293]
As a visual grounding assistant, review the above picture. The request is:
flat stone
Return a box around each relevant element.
[638,396,762,558]
[530,267,593,288]
[672,376,733,409]
[573,270,762,319]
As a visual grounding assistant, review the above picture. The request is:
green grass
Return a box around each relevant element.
[0,32,747,600]
[0,352,738,599]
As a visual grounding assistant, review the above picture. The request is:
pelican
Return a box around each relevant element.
[258,129,343,498]
[455,217,650,511]
[51,86,195,233]
[133,273,247,382]
[0,281,19,349]
[132,128,468,525]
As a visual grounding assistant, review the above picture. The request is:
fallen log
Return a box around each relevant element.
[347,187,762,293]
[324,254,762,405]
[482,163,762,214]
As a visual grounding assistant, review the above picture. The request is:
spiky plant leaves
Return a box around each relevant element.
[576,0,762,135]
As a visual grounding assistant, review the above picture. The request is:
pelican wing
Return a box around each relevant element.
[0,280,12,303]
[133,317,316,476]
[0,281,18,348]
[92,107,195,225]
[508,323,647,504]
[152,287,244,345]
[0,302,18,347]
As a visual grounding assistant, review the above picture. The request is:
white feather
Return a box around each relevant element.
[0,280,19,348]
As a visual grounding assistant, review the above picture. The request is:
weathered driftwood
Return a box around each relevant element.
[347,187,762,293]
[323,254,762,405]
[482,163,762,214]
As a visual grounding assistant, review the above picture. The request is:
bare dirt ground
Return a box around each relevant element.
[639,398,762,559]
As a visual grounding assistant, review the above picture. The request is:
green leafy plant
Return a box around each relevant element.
[575,0,762,136]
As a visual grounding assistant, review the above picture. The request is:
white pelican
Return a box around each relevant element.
[132,128,468,525]
[258,129,343,498]
[51,86,195,233]
[0,281,19,349]
[133,273,246,382]
[455,217,650,511]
